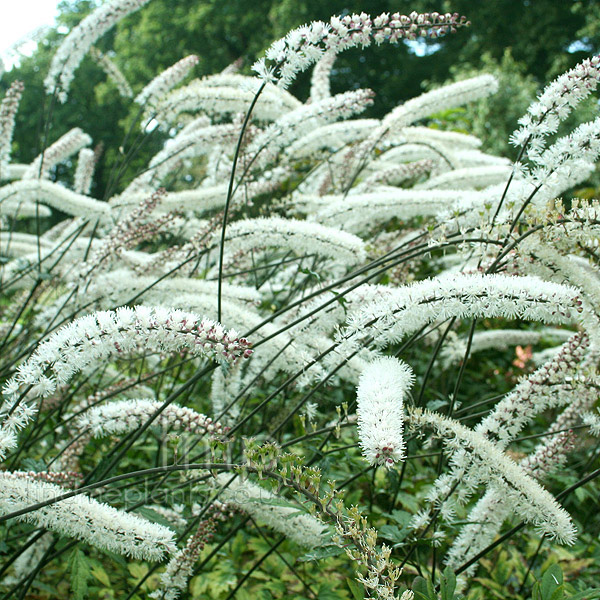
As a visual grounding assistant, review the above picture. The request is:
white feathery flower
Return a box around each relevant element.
[0,307,251,458]
[476,332,589,446]
[89,46,133,97]
[391,125,482,149]
[285,119,378,160]
[24,128,92,180]
[73,148,96,194]
[451,148,511,168]
[123,124,237,192]
[0,473,176,560]
[0,81,24,181]
[310,50,336,102]
[76,398,226,438]
[215,474,327,548]
[447,414,582,574]
[0,232,53,258]
[45,278,258,330]
[408,407,577,544]
[216,217,367,266]
[313,188,485,233]
[248,88,375,167]
[415,165,513,191]
[150,81,294,128]
[256,11,468,88]
[362,159,434,188]
[1,163,28,181]
[45,0,151,101]
[511,55,600,155]
[113,183,236,214]
[356,357,414,467]
[0,180,109,220]
[135,55,199,110]
[381,75,498,132]
[583,409,600,436]
[342,273,581,351]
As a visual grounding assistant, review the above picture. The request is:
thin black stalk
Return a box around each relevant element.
[218,81,268,323]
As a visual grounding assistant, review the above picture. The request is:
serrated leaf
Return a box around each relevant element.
[317,581,347,600]
[379,524,409,544]
[298,545,344,562]
[68,547,91,600]
[426,399,448,411]
[20,458,48,472]
[89,561,111,588]
[255,496,309,513]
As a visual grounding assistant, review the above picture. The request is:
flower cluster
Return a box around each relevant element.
[254,11,469,88]
[214,474,328,548]
[0,473,176,560]
[511,55,600,155]
[44,0,151,101]
[0,306,251,458]
[408,407,577,544]
[77,398,226,438]
[90,46,133,97]
[24,127,92,180]
[135,54,199,110]
[356,357,414,467]
[73,147,96,194]
[216,216,367,266]
[0,80,24,180]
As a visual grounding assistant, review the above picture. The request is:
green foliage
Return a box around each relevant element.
[68,547,92,600]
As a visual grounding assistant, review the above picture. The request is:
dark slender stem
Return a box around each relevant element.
[218,81,267,322]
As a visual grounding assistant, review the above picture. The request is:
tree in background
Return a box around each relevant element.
[1,0,598,194]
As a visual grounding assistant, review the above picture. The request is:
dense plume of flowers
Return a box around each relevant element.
[407,407,577,544]
[2,7,600,600]
[135,54,199,110]
[254,11,470,88]
[0,80,24,181]
[0,473,176,560]
[44,0,151,101]
[214,474,328,548]
[356,357,414,467]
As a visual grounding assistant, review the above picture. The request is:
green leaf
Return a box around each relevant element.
[134,506,179,531]
[426,399,448,411]
[88,558,111,588]
[255,496,310,513]
[379,524,409,545]
[298,545,344,562]
[541,564,564,600]
[568,589,600,600]
[347,578,364,600]
[68,547,91,600]
[298,267,321,281]
[440,566,457,600]
[20,458,48,472]
[412,576,437,600]
[317,581,348,600]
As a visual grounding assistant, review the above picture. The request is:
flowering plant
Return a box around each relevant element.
[1,3,600,599]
